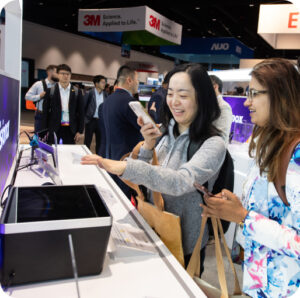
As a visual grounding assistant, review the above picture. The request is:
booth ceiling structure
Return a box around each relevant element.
[22,0,300,60]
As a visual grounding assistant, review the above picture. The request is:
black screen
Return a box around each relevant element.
[4,186,106,223]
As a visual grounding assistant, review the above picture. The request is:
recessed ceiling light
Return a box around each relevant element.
[195,7,200,10]
[249,4,254,7]
[212,18,217,21]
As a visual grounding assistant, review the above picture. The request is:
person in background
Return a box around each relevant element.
[43,64,84,144]
[25,65,58,133]
[82,63,226,274]
[210,75,232,144]
[101,65,143,198]
[84,75,108,154]
[147,72,171,124]
[104,83,110,94]
[202,58,300,297]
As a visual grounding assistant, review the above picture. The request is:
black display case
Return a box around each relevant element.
[0,185,112,287]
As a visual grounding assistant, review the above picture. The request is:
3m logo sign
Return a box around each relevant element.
[84,15,101,26]
[149,15,160,30]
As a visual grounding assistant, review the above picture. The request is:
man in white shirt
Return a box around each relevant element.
[43,64,84,144]
[210,75,233,145]
[84,75,108,154]
[25,65,58,133]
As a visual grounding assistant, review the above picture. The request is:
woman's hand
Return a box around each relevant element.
[81,155,127,176]
[200,189,249,223]
[137,116,162,150]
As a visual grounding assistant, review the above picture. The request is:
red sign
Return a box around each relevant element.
[288,12,299,28]
[83,15,101,26]
[149,15,160,30]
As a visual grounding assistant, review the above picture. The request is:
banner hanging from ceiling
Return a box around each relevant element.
[258,4,300,49]
[78,6,182,45]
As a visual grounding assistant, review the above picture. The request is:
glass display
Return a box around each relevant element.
[4,185,109,223]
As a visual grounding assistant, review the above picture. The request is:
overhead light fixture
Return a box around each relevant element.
[212,18,217,22]
[195,7,200,10]
[249,4,254,7]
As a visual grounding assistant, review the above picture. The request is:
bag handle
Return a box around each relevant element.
[217,218,242,295]
[187,216,242,297]
[121,141,165,211]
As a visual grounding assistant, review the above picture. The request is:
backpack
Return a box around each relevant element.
[34,79,48,107]
[187,138,234,235]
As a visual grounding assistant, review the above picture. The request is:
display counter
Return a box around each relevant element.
[6,145,206,298]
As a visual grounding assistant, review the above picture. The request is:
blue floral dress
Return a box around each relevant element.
[239,143,300,297]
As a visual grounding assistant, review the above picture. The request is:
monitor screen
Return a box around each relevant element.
[15,186,98,222]
[0,73,19,195]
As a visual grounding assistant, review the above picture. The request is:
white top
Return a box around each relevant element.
[59,83,71,124]
[25,78,55,111]
[93,89,104,118]
[213,94,233,145]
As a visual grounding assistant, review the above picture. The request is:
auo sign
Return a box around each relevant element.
[78,6,182,45]
[211,43,230,51]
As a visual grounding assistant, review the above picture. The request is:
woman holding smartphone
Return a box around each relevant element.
[201,58,300,297]
[82,63,226,274]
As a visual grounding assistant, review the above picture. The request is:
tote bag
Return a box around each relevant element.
[187,216,246,298]
[121,142,185,266]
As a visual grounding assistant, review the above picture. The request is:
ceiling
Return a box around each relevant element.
[23,0,300,63]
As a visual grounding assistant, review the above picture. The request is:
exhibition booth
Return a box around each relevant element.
[0,1,255,297]
[5,0,300,297]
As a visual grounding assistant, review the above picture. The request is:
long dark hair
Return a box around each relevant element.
[160,63,221,142]
[249,58,300,181]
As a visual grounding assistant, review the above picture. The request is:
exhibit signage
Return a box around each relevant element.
[258,4,300,49]
[78,6,182,45]
[0,73,19,194]
[223,96,253,142]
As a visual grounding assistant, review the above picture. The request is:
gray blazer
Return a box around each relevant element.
[121,119,226,255]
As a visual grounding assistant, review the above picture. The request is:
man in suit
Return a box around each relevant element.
[43,64,84,144]
[103,65,143,198]
[84,75,107,154]
[147,71,171,124]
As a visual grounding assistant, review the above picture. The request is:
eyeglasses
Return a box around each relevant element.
[246,88,268,101]
[58,72,71,76]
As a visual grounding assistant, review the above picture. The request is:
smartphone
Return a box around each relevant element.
[194,182,222,198]
[129,101,160,133]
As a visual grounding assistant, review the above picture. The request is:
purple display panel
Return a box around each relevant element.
[223,96,253,143]
[0,74,19,195]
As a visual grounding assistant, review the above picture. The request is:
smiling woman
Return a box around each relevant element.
[82,63,226,274]
[201,58,300,297]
